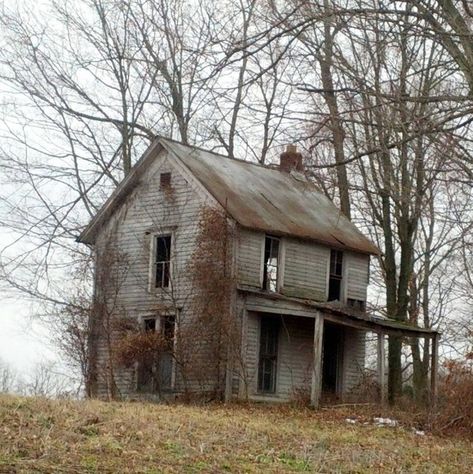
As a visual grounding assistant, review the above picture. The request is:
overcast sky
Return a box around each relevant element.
[0,299,57,372]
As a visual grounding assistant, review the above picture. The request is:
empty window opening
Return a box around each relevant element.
[143,318,157,332]
[137,315,176,393]
[347,298,366,311]
[155,235,171,288]
[160,172,171,188]
[328,250,343,301]
[137,317,157,393]
[258,317,279,393]
[263,236,280,292]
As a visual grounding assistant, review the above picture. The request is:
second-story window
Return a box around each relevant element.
[263,235,280,292]
[328,249,343,301]
[155,235,172,288]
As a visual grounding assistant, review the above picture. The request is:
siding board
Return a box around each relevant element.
[237,229,263,288]
[282,239,329,301]
[346,252,370,302]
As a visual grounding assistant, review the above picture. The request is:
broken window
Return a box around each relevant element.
[328,250,343,301]
[137,315,176,393]
[154,235,172,288]
[258,317,279,393]
[160,172,171,189]
[137,317,158,393]
[159,315,175,388]
[262,235,280,292]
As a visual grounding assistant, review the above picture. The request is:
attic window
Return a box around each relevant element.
[328,250,343,301]
[160,172,171,188]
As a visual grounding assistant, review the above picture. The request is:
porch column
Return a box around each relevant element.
[430,333,439,408]
[377,332,386,404]
[310,311,324,408]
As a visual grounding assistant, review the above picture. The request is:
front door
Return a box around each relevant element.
[322,323,343,394]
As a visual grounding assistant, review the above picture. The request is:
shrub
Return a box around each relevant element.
[431,359,473,438]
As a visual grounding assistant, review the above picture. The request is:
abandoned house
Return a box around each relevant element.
[78,138,439,406]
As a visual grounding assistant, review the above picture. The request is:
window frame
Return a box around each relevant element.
[148,231,174,291]
[327,249,344,302]
[136,313,177,393]
[261,235,281,292]
[257,316,280,394]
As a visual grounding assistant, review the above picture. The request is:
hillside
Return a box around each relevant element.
[1,395,472,473]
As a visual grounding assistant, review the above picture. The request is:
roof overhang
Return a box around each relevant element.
[238,287,439,339]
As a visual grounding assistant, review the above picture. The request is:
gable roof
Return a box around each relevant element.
[163,140,379,255]
[78,138,379,255]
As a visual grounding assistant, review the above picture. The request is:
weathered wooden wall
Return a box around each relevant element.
[236,230,370,305]
[89,152,370,401]
[282,239,329,300]
[343,328,366,394]
[91,149,225,399]
[238,309,365,402]
[345,252,370,302]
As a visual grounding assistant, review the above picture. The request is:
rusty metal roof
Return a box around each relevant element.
[78,138,380,254]
[162,139,380,255]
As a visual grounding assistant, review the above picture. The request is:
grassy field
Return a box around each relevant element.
[0,395,472,473]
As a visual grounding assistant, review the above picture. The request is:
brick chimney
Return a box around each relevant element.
[279,144,303,172]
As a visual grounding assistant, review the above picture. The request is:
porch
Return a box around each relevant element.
[236,288,439,407]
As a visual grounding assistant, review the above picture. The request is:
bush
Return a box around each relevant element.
[431,359,473,438]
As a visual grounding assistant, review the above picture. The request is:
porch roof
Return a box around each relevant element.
[238,287,439,339]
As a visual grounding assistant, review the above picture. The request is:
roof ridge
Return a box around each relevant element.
[158,136,282,173]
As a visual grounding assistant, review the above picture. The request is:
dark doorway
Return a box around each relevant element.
[322,323,343,394]
[258,316,280,393]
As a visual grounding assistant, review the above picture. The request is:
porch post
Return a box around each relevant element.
[430,333,439,408]
[310,311,324,408]
[377,332,386,404]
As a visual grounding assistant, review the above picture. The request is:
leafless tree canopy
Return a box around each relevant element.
[1,0,473,400]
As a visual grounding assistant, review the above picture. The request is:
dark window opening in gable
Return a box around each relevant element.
[155,235,171,288]
[258,317,279,393]
[328,250,343,301]
[160,172,171,189]
[137,315,176,393]
[262,235,280,292]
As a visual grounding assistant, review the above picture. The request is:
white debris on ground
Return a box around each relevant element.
[373,417,399,427]
[344,416,427,435]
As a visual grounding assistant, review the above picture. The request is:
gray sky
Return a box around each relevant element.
[0,299,57,372]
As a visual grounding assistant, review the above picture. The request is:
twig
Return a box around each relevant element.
[438,415,465,432]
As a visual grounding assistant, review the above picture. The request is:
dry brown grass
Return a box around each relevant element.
[1,395,472,473]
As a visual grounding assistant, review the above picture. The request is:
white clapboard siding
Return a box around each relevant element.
[276,315,314,398]
[237,228,263,288]
[282,238,330,301]
[345,252,370,302]
[343,328,366,393]
[245,313,313,401]
[92,149,225,397]
[244,311,260,396]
